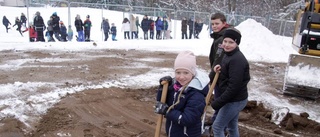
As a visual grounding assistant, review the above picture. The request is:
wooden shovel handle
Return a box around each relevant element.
[154,81,169,137]
[206,72,219,105]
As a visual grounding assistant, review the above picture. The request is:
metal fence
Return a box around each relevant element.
[26,0,296,40]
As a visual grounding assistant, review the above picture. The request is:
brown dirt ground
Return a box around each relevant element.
[0,49,319,137]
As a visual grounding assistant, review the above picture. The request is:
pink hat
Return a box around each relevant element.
[174,51,197,75]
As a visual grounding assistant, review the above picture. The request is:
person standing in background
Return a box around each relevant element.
[33,11,46,42]
[121,17,130,39]
[141,15,150,40]
[74,14,84,42]
[83,15,92,41]
[130,14,138,39]
[136,16,140,38]
[47,16,54,42]
[67,25,73,41]
[181,17,188,39]
[110,23,117,41]
[101,17,110,41]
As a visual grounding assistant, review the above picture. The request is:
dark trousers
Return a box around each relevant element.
[36,31,45,42]
[150,31,154,39]
[124,31,130,39]
[189,30,193,39]
[4,25,10,33]
[156,30,161,39]
[143,31,148,40]
[131,31,138,39]
[182,31,188,39]
[104,32,109,41]
[84,29,91,41]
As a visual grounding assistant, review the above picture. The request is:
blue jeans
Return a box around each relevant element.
[212,99,247,137]
[77,31,84,41]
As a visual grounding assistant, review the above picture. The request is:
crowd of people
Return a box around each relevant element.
[3,12,205,42]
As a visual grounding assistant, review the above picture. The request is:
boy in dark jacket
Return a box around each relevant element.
[13,17,23,36]
[211,28,250,137]
[207,12,230,131]
[155,51,209,137]
[110,23,117,41]
[83,15,92,42]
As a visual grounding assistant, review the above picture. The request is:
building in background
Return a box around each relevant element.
[1,0,26,7]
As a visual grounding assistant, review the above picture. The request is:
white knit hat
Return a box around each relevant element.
[174,51,197,76]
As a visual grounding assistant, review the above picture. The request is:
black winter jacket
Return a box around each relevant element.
[141,18,150,31]
[74,19,83,31]
[51,15,60,31]
[208,26,229,69]
[181,20,187,32]
[2,17,11,26]
[211,47,250,110]
[33,15,45,31]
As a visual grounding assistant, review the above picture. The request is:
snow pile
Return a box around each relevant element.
[237,19,296,63]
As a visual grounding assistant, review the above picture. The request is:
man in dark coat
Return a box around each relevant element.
[141,15,150,40]
[33,11,46,42]
[101,17,110,41]
[181,17,188,39]
[2,16,11,33]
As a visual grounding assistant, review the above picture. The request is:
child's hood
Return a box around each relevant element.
[188,69,209,91]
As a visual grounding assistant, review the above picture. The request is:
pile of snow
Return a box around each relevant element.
[237,19,297,62]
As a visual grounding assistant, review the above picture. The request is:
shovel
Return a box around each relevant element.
[154,81,169,137]
[201,72,219,136]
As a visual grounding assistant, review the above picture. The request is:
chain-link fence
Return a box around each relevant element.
[25,0,296,41]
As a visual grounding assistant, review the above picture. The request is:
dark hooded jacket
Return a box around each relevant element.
[156,70,209,137]
[2,16,11,26]
[51,14,60,31]
[211,47,250,110]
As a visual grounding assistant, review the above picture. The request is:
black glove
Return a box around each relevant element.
[159,76,173,86]
[209,71,215,84]
[154,101,168,115]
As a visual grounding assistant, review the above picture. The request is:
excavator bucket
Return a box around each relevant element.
[283,54,320,99]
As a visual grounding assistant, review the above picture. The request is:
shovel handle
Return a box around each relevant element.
[206,73,219,105]
[154,81,169,137]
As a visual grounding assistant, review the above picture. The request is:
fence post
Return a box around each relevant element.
[279,20,283,35]
[67,2,70,26]
[282,20,288,36]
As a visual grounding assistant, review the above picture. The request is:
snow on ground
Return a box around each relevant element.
[0,6,320,126]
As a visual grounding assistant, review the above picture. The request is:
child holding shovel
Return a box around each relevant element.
[154,50,209,137]
[211,28,250,137]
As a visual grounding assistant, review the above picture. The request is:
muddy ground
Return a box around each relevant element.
[0,49,319,137]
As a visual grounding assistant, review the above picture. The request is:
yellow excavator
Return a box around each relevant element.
[283,0,320,99]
